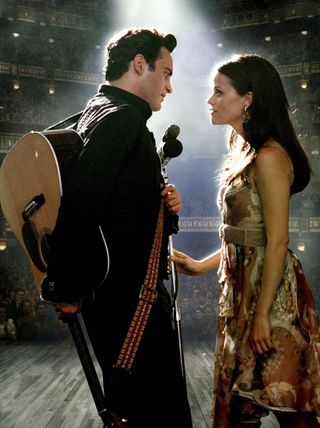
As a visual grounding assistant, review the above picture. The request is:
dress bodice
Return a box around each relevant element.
[217,140,294,248]
[218,175,266,247]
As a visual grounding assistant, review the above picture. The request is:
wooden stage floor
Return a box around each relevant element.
[0,331,280,428]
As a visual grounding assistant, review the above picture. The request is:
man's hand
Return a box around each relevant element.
[54,303,82,322]
[161,184,183,214]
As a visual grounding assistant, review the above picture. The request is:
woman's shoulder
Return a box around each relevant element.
[254,139,294,183]
[260,138,293,167]
[262,138,287,153]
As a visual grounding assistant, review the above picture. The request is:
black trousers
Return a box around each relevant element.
[82,282,193,428]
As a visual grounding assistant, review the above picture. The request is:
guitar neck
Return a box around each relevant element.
[67,314,124,428]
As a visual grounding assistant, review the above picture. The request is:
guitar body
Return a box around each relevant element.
[0,129,84,291]
[0,129,124,428]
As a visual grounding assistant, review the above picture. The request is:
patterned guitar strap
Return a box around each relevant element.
[115,198,164,371]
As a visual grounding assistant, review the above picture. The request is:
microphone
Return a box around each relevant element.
[157,124,183,169]
[162,124,180,142]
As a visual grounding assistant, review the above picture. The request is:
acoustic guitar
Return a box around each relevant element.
[0,129,124,428]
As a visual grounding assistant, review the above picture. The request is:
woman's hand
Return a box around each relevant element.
[171,249,204,276]
[250,312,275,354]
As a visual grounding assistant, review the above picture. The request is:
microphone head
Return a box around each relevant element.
[162,124,180,141]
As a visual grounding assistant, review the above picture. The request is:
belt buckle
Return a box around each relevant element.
[139,284,158,304]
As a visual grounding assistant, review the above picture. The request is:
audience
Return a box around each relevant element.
[0,249,69,345]
[0,305,16,344]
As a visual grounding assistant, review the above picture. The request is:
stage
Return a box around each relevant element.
[0,333,279,428]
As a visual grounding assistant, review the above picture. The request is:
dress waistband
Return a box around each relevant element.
[219,224,267,247]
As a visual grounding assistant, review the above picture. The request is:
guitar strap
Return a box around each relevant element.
[45,111,83,131]
[115,198,165,371]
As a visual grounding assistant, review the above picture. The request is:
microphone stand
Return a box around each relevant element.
[161,165,186,384]
[168,235,186,383]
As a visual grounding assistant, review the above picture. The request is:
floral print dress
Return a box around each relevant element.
[211,154,320,427]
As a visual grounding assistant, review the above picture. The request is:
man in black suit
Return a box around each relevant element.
[41,28,193,428]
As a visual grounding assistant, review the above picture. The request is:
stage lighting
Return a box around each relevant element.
[297,242,306,252]
[300,80,308,89]
[13,80,20,90]
[48,83,55,95]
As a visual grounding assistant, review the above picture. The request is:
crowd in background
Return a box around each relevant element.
[0,238,220,345]
[0,80,93,128]
[0,252,68,345]
[1,193,319,346]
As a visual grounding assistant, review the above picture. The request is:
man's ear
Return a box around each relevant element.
[132,54,147,76]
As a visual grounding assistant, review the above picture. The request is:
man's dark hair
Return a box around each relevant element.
[104,28,177,81]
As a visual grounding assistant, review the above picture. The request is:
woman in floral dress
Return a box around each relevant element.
[173,54,320,427]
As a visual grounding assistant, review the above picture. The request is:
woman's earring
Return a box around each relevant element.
[243,106,250,132]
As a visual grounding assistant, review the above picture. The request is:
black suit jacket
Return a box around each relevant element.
[43,85,170,306]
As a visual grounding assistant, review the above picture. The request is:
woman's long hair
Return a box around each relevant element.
[219,54,311,194]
